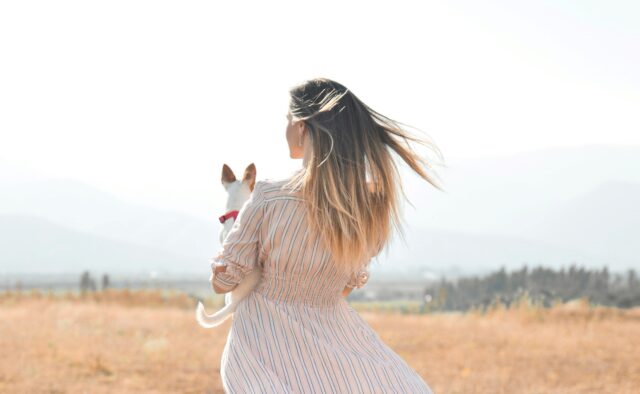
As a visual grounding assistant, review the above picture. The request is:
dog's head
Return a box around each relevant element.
[222,162,256,193]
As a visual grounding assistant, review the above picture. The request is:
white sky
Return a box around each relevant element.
[1,0,638,217]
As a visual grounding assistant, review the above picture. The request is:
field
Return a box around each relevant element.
[1,290,639,393]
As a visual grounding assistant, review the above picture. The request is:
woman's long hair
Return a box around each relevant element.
[283,77,447,276]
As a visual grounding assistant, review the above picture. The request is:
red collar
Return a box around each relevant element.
[219,210,239,224]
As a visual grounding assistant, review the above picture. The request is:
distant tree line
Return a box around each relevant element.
[426,264,640,311]
[79,271,110,294]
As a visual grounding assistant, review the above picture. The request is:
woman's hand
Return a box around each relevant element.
[208,262,226,282]
[210,263,231,294]
[342,286,353,298]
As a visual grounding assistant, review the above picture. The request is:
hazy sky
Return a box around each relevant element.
[1,0,638,216]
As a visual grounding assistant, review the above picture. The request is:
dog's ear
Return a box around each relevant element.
[242,163,257,192]
[222,164,236,186]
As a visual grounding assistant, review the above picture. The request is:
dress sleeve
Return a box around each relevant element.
[346,262,370,289]
[210,181,266,292]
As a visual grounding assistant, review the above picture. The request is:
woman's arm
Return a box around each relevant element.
[209,181,266,294]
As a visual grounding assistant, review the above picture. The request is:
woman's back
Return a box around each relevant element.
[255,175,366,308]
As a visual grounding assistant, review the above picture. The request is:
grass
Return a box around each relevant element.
[1,289,638,393]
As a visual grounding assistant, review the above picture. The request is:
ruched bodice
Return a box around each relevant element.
[255,265,345,308]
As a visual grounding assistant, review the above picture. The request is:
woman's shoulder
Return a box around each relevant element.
[258,169,304,202]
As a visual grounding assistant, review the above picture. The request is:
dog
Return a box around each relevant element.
[196,163,264,328]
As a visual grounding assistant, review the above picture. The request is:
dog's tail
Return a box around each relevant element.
[195,300,234,328]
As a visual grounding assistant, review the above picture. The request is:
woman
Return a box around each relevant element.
[211,77,445,393]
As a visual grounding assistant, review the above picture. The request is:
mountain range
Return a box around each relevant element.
[1,144,638,280]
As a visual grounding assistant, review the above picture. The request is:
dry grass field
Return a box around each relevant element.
[1,289,638,394]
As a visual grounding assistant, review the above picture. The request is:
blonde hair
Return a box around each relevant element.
[283,78,446,276]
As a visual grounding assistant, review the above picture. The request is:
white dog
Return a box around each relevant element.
[196,163,263,328]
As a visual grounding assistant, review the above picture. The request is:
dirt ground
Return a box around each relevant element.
[1,291,638,393]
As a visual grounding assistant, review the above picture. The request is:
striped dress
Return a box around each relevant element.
[211,169,433,394]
